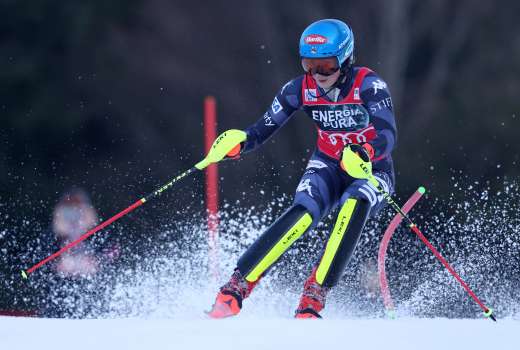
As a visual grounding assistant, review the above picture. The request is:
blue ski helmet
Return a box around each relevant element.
[299,19,355,67]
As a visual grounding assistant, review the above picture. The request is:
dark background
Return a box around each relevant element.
[1,1,519,315]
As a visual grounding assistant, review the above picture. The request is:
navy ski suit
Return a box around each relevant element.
[243,67,397,221]
[236,66,398,288]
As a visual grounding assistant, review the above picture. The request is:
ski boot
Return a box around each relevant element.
[295,269,329,319]
[206,269,259,319]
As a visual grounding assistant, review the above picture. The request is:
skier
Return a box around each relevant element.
[207,18,397,319]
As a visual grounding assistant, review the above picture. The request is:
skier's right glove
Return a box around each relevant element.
[196,129,248,170]
[225,141,243,160]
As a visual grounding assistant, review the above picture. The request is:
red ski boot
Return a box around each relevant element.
[295,269,329,319]
[206,269,259,319]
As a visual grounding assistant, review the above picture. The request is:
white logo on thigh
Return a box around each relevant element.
[297,179,313,197]
[359,184,378,207]
[372,175,390,202]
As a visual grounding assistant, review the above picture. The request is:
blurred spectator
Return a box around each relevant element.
[37,187,120,318]
[51,188,100,277]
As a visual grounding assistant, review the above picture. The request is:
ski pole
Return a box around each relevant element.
[21,129,247,279]
[377,184,495,321]
[342,146,496,321]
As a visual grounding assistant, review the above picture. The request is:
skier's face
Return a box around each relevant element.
[301,57,341,89]
[313,69,341,89]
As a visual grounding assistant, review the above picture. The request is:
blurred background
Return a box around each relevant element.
[1,1,519,317]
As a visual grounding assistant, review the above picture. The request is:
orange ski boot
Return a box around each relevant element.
[295,269,328,319]
[206,269,259,319]
[206,290,243,318]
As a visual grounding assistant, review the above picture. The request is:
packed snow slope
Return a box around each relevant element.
[1,316,519,350]
[1,180,519,350]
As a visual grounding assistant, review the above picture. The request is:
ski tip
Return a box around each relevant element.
[417,186,426,194]
[21,270,28,280]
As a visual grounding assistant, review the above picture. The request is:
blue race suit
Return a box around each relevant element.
[243,67,397,221]
[235,66,397,289]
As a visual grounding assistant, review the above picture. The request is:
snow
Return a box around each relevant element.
[1,316,518,350]
[4,184,520,350]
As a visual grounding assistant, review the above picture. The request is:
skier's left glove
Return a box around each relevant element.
[340,143,374,179]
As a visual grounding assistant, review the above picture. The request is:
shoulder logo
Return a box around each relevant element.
[271,97,283,114]
[372,79,387,95]
[304,34,328,45]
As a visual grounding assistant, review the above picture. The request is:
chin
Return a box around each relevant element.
[314,74,339,89]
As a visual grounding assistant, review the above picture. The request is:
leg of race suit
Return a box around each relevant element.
[315,170,394,288]
[295,171,393,318]
[237,153,343,283]
[208,153,343,318]
[237,204,314,282]
[208,205,315,318]
[315,197,371,287]
[295,198,370,318]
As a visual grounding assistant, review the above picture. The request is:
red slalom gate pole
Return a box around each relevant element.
[378,187,425,316]
[204,96,219,281]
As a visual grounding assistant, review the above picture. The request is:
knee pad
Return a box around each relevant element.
[293,194,322,222]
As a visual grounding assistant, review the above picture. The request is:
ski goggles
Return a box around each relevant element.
[301,57,340,76]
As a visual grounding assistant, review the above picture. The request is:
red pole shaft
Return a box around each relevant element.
[373,183,494,320]
[409,224,489,313]
[204,96,219,277]
[26,199,145,275]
